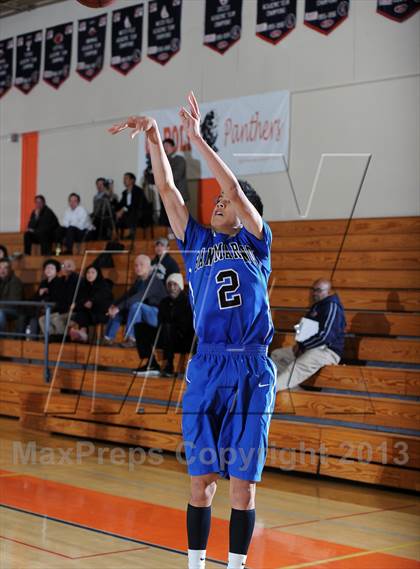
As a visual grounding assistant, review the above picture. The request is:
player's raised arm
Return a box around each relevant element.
[108,116,189,240]
[180,91,263,239]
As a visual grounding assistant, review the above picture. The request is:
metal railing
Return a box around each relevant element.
[0,300,56,381]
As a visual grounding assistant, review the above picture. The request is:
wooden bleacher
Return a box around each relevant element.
[0,216,419,491]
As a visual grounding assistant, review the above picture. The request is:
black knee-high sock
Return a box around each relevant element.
[187,504,211,550]
[229,508,256,554]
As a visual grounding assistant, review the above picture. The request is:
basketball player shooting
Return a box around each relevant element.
[109,91,277,569]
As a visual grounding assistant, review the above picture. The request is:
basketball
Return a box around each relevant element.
[76,0,114,8]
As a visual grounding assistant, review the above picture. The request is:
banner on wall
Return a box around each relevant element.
[204,0,243,54]
[15,30,42,94]
[0,38,13,99]
[256,0,297,44]
[77,14,107,81]
[111,3,144,74]
[377,0,420,21]
[304,0,349,34]
[43,22,73,89]
[138,91,290,179]
[148,0,182,65]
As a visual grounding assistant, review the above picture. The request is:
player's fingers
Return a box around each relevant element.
[181,106,194,121]
[131,128,141,139]
[189,91,200,116]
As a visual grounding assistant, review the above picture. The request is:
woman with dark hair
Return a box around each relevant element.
[0,245,8,261]
[68,265,113,343]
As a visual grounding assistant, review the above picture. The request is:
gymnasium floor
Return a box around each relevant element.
[0,416,419,569]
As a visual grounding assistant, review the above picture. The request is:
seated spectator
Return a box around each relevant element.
[271,279,346,392]
[29,259,63,336]
[39,259,78,336]
[57,193,94,254]
[133,273,194,377]
[151,237,180,282]
[24,195,59,256]
[0,245,9,260]
[68,265,113,343]
[0,259,24,335]
[115,172,152,240]
[91,178,119,240]
[104,254,166,348]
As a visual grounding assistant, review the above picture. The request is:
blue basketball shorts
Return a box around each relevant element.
[181,343,277,482]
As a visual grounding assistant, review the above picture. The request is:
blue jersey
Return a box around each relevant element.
[176,215,274,346]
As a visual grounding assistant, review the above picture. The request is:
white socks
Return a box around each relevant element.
[188,549,206,569]
[187,549,247,568]
[227,552,247,568]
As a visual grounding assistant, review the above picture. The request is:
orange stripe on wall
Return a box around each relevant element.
[198,178,220,224]
[20,132,39,231]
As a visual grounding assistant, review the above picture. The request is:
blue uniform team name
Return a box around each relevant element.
[194,242,258,272]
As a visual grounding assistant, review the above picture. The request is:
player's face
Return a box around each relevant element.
[211,195,241,232]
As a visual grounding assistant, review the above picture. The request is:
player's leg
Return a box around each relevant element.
[228,477,256,569]
[187,473,218,569]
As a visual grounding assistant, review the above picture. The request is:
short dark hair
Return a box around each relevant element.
[35,194,46,205]
[69,193,80,203]
[96,177,106,185]
[0,245,9,259]
[163,138,176,147]
[238,179,263,216]
[0,258,11,268]
[124,172,136,182]
[43,259,61,272]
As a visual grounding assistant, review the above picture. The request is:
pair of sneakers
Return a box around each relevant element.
[133,358,174,378]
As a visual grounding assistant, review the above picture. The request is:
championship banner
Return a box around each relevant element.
[377,0,420,21]
[111,3,144,75]
[138,91,290,179]
[43,22,73,89]
[204,0,243,54]
[147,0,182,65]
[304,0,349,35]
[256,0,297,44]
[0,38,13,99]
[77,14,107,81]
[15,30,42,94]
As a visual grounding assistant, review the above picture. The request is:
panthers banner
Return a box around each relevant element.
[138,91,290,178]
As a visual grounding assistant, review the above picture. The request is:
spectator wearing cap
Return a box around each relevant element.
[57,193,94,254]
[151,237,180,282]
[0,258,24,334]
[103,254,166,348]
[24,195,59,256]
[38,259,78,336]
[134,273,194,377]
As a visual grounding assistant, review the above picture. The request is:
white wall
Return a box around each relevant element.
[0,0,419,230]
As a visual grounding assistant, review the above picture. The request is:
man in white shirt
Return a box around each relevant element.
[59,193,94,254]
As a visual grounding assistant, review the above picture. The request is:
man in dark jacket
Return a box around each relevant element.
[272,279,346,391]
[0,259,24,333]
[104,254,166,347]
[115,173,152,239]
[133,273,194,377]
[24,195,59,255]
[151,237,180,282]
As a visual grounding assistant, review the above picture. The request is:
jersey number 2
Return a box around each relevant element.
[216,269,242,309]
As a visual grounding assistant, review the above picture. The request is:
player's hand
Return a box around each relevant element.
[179,91,201,140]
[108,115,157,140]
